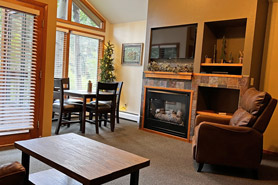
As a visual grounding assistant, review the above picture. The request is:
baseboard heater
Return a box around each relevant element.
[119,111,140,123]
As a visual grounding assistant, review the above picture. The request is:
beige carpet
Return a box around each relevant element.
[1,119,278,185]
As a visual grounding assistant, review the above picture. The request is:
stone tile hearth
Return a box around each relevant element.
[141,72,249,139]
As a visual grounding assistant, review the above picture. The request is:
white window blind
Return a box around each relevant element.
[0,7,38,135]
[54,31,66,78]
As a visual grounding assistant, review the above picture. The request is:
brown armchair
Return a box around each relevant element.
[0,161,25,185]
[192,88,277,176]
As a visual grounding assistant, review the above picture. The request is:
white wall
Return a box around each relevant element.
[109,21,147,115]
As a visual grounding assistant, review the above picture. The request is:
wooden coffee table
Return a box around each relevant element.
[14,133,150,185]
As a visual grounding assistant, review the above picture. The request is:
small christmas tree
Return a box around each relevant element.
[99,41,116,82]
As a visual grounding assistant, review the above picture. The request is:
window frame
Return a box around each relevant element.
[57,0,106,32]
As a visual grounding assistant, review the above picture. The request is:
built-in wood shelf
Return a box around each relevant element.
[201,63,243,67]
[194,73,243,78]
[145,71,243,79]
[144,71,192,80]
[197,110,233,119]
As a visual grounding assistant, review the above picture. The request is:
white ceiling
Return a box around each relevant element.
[88,0,148,24]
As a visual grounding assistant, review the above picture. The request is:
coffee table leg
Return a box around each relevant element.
[130,170,139,185]
[21,152,30,185]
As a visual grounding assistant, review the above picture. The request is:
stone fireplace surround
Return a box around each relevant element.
[140,72,249,140]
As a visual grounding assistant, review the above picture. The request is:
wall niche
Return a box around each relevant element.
[197,86,240,117]
[201,18,247,75]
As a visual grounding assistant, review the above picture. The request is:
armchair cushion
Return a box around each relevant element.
[229,108,256,127]
[240,88,271,116]
[195,114,230,126]
[0,161,25,185]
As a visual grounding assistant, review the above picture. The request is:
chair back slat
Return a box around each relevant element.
[97,94,116,101]
[96,82,118,109]
[116,82,123,106]
[54,78,70,90]
[97,82,118,92]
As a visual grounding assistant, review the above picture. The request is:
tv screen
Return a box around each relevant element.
[150,24,197,60]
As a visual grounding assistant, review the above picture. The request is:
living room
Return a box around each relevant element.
[1,0,278,184]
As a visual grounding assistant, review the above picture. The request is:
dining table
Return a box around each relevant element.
[64,90,97,133]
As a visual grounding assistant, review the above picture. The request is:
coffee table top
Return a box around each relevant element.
[15,133,150,185]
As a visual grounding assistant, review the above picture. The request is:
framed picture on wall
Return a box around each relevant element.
[121,43,143,65]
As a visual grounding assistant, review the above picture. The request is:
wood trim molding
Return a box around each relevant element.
[68,0,72,21]
[200,63,243,67]
[0,0,40,15]
[56,21,105,37]
[141,87,147,130]
[144,86,194,93]
[144,71,193,80]
[193,73,243,78]
[144,71,244,79]
[71,30,104,40]
[263,150,278,155]
[57,18,105,33]
[140,128,189,142]
[64,32,70,78]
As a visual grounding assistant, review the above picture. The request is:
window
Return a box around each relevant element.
[55,0,105,89]
[56,0,105,30]
[69,34,99,90]
[72,1,102,28]
[57,0,68,20]
[0,2,43,139]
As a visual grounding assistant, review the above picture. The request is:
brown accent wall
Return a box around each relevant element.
[144,0,268,89]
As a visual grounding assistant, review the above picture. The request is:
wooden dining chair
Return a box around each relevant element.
[86,82,118,134]
[53,78,83,134]
[90,82,123,125]
[53,78,82,121]
[54,78,82,104]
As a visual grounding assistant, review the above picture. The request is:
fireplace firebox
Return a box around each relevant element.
[142,87,192,139]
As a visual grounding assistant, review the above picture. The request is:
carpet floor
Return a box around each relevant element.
[1,119,278,185]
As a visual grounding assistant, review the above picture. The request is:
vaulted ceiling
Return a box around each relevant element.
[88,0,148,24]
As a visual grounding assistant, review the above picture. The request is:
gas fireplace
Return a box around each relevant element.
[142,87,192,139]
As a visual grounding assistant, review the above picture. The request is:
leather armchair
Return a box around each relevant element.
[192,88,277,176]
[0,161,25,185]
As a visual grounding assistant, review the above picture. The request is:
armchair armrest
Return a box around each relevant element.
[195,122,262,169]
[195,114,231,126]
[0,161,25,185]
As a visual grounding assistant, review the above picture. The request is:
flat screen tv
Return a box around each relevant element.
[150,24,197,60]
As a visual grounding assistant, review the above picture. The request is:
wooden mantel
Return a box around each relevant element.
[144,71,192,80]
